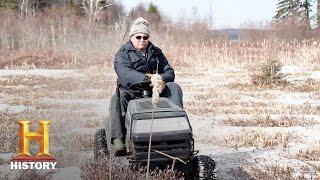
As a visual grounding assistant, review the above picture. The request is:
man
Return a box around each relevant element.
[111,17,183,154]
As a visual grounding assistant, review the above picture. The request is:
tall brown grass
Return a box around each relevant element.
[81,158,183,180]
[1,9,320,71]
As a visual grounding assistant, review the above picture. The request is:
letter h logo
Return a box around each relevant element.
[13,120,54,161]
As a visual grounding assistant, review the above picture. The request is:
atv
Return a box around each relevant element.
[94,80,216,179]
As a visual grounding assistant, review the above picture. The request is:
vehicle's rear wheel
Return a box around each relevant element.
[192,155,216,180]
[94,128,108,160]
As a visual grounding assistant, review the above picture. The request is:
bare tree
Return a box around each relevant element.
[19,0,51,19]
[80,0,112,23]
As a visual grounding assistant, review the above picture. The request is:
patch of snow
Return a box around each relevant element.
[236,94,269,104]
[33,84,48,89]
[281,66,320,83]
[7,105,27,114]
[0,153,15,161]
[189,118,213,130]
[4,85,28,90]
[42,98,107,105]
[275,92,313,106]
[195,143,219,154]
[0,103,28,114]
[191,118,243,139]
[183,93,194,102]
[41,98,109,115]
[215,114,254,121]
[286,77,309,83]
[281,66,305,74]
[237,90,319,107]
[221,66,245,73]
[0,104,9,111]
[0,69,86,79]
[82,88,104,93]
[51,166,81,180]
[67,127,98,135]
[310,71,320,80]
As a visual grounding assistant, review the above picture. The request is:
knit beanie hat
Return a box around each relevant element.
[129,17,150,37]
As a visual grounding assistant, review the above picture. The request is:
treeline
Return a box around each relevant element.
[1,0,320,43]
[0,0,215,49]
[0,0,163,25]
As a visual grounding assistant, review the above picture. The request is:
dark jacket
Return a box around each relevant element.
[114,41,175,89]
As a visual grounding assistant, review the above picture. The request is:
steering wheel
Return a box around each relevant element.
[129,80,152,92]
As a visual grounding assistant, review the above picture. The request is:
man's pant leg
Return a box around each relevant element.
[110,89,135,139]
[110,94,123,139]
[161,82,183,108]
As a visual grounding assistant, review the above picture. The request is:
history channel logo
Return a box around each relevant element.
[10,120,57,170]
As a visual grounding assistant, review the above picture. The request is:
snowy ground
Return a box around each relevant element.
[0,65,319,179]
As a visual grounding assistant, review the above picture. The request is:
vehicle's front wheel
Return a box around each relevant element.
[192,155,216,180]
[94,128,108,160]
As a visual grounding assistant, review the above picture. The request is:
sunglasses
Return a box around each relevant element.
[135,36,149,40]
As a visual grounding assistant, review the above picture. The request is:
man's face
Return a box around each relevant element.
[130,33,149,51]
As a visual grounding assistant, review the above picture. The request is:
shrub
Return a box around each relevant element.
[251,59,286,86]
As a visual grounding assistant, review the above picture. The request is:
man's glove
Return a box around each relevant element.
[150,74,165,94]
[145,73,153,79]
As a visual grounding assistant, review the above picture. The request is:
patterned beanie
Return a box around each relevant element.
[129,17,150,37]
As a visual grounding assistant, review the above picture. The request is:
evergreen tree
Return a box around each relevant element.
[274,0,312,27]
[300,0,312,23]
[147,3,162,24]
[147,3,157,14]
[274,0,301,19]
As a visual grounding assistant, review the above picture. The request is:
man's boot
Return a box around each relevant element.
[113,138,125,155]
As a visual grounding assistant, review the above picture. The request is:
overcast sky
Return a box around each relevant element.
[116,0,278,29]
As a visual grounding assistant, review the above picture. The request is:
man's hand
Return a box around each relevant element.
[145,73,153,79]
[150,74,165,94]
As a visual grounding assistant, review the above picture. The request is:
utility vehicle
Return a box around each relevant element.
[94,81,216,179]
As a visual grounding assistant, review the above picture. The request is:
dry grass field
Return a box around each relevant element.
[0,13,320,179]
